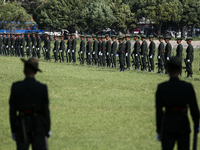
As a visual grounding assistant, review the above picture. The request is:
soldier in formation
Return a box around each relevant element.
[66,34,72,63]
[10,33,15,56]
[32,32,37,58]
[140,35,147,71]
[92,35,98,65]
[0,33,2,55]
[149,35,155,72]
[59,35,65,62]
[101,36,106,67]
[71,33,77,63]
[117,36,125,72]
[105,34,111,68]
[86,35,92,65]
[132,35,140,70]
[36,33,42,59]
[79,35,85,64]
[97,36,102,66]
[111,35,117,68]
[125,35,131,70]
[157,36,165,73]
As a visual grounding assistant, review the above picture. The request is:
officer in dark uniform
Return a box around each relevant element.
[86,35,92,65]
[9,57,51,150]
[26,33,32,58]
[164,36,172,74]
[117,36,125,72]
[14,34,18,57]
[92,35,98,65]
[79,35,85,64]
[44,34,51,61]
[185,37,194,78]
[53,36,59,62]
[111,35,117,68]
[176,37,183,76]
[36,33,42,59]
[71,33,77,63]
[140,35,147,71]
[149,35,156,72]
[101,36,106,67]
[156,56,199,150]
[2,33,7,55]
[59,34,65,62]
[10,33,15,56]
[6,33,11,56]
[32,32,37,58]
[125,35,131,70]
[105,34,111,67]
[97,36,102,66]
[20,33,25,57]
[0,33,2,55]
[157,36,165,73]
[132,35,140,70]
[66,34,72,63]
[18,33,22,57]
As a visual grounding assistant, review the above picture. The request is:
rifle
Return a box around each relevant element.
[182,59,188,77]
[20,112,27,143]
[193,131,198,150]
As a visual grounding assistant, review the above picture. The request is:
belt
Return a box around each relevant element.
[166,107,187,114]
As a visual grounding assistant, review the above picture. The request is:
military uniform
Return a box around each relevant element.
[79,35,85,64]
[185,37,194,77]
[86,36,92,65]
[125,37,131,69]
[20,34,25,57]
[111,35,117,68]
[156,57,199,150]
[97,37,102,66]
[176,40,183,58]
[118,36,125,72]
[133,35,140,70]
[5,33,11,56]
[2,34,7,55]
[0,34,2,55]
[59,35,65,62]
[10,34,15,56]
[32,34,37,57]
[101,37,106,67]
[17,35,22,57]
[67,37,72,62]
[53,38,59,62]
[157,36,165,73]
[149,38,156,71]
[106,38,111,67]
[140,36,147,71]
[92,36,98,65]
[26,33,32,58]
[71,35,77,63]
[9,58,51,150]
[36,34,42,59]
[44,36,51,61]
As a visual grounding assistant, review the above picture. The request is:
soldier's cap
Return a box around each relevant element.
[125,34,131,38]
[164,36,171,40]
[21,57,42,72]
[53,35,57,38]
[3,33,6,35]
[26,32,31,35]
[149,35,154,38]
[133,34,140,38]
[105,34,110,37]
[20,33,24,35]
[118,36,124,40]
[71,33,75,36]
[97,36,101,39]
[60,34,64,37]
[80,35,85,37]
[185,37,193,41]
[66,33,71,36]
[92,35,96,38]
[10,32,14,35]
[167,56,182,68]
[37,32,42,35]
[141,35,146,38]
[101,36,105,39]
[32,32,35,34]
[111,35,117,38]
[86,35,91,38]
[176,37,182,40]
[158,35,164,39]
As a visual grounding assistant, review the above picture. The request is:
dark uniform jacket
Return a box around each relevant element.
[176,44,183,58]
[101,41,106,54]
[86,40,92,53]
[26,37,31,48]
[164,42,172,59]
[111,41,117,54]
[93,40,98,56]
[44,39,51,51]
[125,40,131,54]
[140,40,147,55]
[106,40,111,53]
[6,37,10,47]
[21,37,25,48]
[60,39,65,51]
[186,44,193,62]
[118,42,125,56]
[11,37,15,48]
[53,40,59,52]
[158,42,164,57]
[32,36,36,47]
[71,38,76,52]
[3,36,6,45]
[0,36,2,46]
[156,77,199,134]
[133,40,140,54]
[18,37,21,47]
[98,41,102,54]
[149,41,155,56]
[80,40,85,52]
[36,38,42,49]
[67,39,72,52]
[9,77,51,135]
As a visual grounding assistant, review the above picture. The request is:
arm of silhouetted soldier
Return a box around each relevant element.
[156,85,164,134]
[188,84,200,132]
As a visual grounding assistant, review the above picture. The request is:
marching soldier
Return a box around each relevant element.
[71,33,77,63]
[140,35,147,71]
[53,36,59,62]
[18,33,22,57]
[132,35,140,70]
[36,33,42,59]
[59,35,65,62]
[164,36,172,74]
[97,36,102,66]
[26,33,32,58]
[105,34,111,68]
[117,36,125,72]
[86,35,92,65]
[66,34,72,63]
[185,37,194,78]
[10,33,15,56]
[2,33,6,55]
[92,35,98,65]
[156,56,199,150]
[32,32,37,58]
[20,33,25,57]
[111,35,117,68]
[0,33,2,55]
[5,33,11,56]
[101,36,106,67]
[176,37,183,76]
[79,35,85,64]
[14,34,19,57]
[157,36,165,73]
[9,57,51,150]
[44,34,51,61]
[149,35,156,72]
[125,35,131,70]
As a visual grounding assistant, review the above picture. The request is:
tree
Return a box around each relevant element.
[21,0,42,15]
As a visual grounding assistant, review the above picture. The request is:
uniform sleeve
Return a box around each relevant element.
[128,42,131,54]
[9,84,18,133]
[189,84,199,132]
[156,85,164,133]
[152,42,156,55]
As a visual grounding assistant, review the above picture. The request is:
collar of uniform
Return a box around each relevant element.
[169,77,179,81]
[25,77,36,81]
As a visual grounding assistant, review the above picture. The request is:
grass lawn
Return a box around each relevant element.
[0,46,200,150]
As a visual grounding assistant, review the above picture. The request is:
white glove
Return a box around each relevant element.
[72,50,74,53]
[111,54,113,56]
[126,53,128,57]
[27,47,29,49]
[60,50,62,52]
[47,131,52,138]
[167,57,169,60]
[107,52,109,55]
[6,45,8,48]
[54,50,57,52]
[157,134,161,141]
[81,51,82,54]
[158,56,160,59]
[150,55,152,59]
[187,59,190,62]
[101,53,103,56]
[33,46,35,48]
[46,49,48,52]
[38,48,40,50]
[141,55,143,57]
[135,54,138,56]
[12,133,16,141]
[93,52,95,54]
[88,53,90,55]
[11,46,13,48]
[21,46,23,48]
[68,49,70,52]
[99,52,101,56]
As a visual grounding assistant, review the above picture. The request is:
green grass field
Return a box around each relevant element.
[0,46,200,150]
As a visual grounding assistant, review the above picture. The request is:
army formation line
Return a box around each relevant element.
[0,32,194,78]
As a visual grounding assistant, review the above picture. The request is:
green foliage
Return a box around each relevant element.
[21,0,42,15]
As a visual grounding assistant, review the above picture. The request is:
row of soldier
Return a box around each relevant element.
[0,32,194,78]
